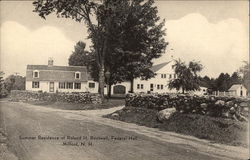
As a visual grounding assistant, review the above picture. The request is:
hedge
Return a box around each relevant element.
[10,90,102,104]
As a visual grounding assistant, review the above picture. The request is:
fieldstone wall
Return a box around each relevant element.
[126,93,249,121]
[10,90,102,104]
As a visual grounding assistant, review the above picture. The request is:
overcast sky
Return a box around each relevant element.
[0,0,249,78]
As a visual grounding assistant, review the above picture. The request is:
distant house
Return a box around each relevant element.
[191,86,208,96]
[25,59,98,93]
[228,84,248,97]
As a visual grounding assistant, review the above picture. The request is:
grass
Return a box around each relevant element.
[104,107,249,147]
[26,98,125,110]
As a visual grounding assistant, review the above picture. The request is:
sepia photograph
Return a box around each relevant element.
[0,0,249,160]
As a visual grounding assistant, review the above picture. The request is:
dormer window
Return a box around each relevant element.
[33,70,39,78]
[75,72,81,79]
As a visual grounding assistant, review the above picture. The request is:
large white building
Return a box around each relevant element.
[105,61,178,95]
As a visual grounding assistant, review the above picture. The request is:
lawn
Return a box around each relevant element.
[27,98,125,110]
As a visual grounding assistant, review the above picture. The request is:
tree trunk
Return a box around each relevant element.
[182,88,185,94]
[130,78,134,93]
[99,62,105,103]
[108,83,112,98]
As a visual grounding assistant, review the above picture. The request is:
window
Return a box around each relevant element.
[32,82,39,88]
[74,83,81,89]
[75,72,81,79]
[137,84,144,89]
[161,74,166,78]
[89,82,95,88]
[66,82,73,89]
[59,82,65,89]
[169,74,172,79]
[161,85,163,89]
[33,70,39,78]
[157,84,160,89]
[141,84,144,89]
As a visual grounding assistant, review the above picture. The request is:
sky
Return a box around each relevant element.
[0,0,249,78]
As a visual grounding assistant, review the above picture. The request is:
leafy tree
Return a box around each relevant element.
[0,71,8,98]
[110,0,167,93]
[68,41,92,67]
[63,0,167,97]
[215,73,231,91]
[33,0,122,101]
[169,59,203,93]
[229,72,242,86]
[4,75,26,92]
[238,61,249,94]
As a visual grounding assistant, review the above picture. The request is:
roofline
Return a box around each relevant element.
[27,65,86,68]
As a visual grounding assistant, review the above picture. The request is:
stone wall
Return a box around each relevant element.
[10,90,102,104]
[125,93,249,120]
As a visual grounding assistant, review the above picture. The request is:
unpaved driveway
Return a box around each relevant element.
[0,101,248,160]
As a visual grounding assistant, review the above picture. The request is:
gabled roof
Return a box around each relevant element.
[150,61,171,72]
[26,65,88,82]
[228,84,245,91]
[27,65,86,72]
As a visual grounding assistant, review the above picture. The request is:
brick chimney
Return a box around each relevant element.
[48,57,53,66]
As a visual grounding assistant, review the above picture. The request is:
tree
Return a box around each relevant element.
[33,0,122,102]
[229,72,241,86]
[168,59,203,93]
[4,75,26,92]
[112,0,167,93]
[0,71,8,98]
[68,41,93,67]
[238,61,249,95]
[33,0,165,99]
[215,73,231,91]
[61,0,167,97]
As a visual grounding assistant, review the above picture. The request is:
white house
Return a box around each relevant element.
[228,84,248,97]
[25,59,99,93]
[104,61,179,95]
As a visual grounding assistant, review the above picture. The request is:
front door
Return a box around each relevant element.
[49,82,54,92]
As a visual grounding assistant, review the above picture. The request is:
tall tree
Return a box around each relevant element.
[33,0,166,100]
[33,0,119,102]
[168,59,203,93]
[102,0,167,93]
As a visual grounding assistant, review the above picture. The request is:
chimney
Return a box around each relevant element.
[48,57,53,66]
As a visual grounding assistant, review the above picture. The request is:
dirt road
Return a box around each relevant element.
[0,101,248,160]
